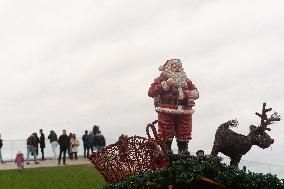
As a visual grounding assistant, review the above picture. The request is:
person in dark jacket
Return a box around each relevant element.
[94,130,106,151]
[0,134,4,163]
[48,130,58,159]
[93,125,100,135]
[82,130,88,158]
[86,131,95,158]
[58,129,70,165]
[26,133,39,164]
[32,133,40,156]
[39,129,45,160]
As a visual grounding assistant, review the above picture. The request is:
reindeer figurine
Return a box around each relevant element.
[211,103,281,166]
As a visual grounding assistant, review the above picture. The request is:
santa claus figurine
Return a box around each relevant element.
[148,59,199,155]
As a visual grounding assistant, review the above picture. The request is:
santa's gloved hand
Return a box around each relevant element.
[185,90,199,100]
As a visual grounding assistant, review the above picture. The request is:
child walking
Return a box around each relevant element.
[15,151,24,171]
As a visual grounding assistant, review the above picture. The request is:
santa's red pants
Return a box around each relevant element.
[158,112,192,141]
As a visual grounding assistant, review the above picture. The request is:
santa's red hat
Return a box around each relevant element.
[159,59,182,71]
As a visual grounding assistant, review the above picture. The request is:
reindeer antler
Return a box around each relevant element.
[255,102,281,130]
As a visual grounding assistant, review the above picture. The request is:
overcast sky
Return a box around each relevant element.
[0,0,283,165]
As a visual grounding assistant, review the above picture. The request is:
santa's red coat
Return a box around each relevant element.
[148,75,198,141]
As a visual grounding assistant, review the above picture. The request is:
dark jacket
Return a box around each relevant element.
[0,139,3,148]
[39,133,45,148]
[27,135,37,147]
[99,135,106,147]
[82,134,88,145]
[94,134,106,147]
[35,135,39,148]
[87,134,95,146]
[48,131,58,143]
[58,134,70,150]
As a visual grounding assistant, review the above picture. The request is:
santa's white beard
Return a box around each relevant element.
[162,70,188,100]
[163,70,187,87]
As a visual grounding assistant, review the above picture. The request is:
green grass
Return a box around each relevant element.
[0,165,106,189]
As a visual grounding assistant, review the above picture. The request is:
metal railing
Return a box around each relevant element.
[1,139,283,178]
[172,149,284,179]
[0,138,117,161]
[217,155,284,179]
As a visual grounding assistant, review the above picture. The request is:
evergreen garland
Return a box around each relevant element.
[100,156,284,189]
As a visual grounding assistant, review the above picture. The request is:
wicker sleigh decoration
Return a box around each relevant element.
[89,120,169,183]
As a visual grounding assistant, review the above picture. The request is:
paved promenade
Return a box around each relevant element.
[0,157,91,170]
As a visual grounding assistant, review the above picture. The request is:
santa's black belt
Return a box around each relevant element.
[160,99,186,105]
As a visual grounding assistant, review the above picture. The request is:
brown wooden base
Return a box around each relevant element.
[159,177,229,189]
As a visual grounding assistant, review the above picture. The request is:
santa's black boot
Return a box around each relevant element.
[164,140,173,155]
[177,141,190,156]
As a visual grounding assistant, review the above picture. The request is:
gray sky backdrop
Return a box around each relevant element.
[0,0,284,165]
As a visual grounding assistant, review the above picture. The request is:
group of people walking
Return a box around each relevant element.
[82,125,106,158]
[26,131,43,164]
[15,129,80,168]
[46,129,86,165]
[0,125,106,170]
[56,129,81,165]
[25,129,46,165]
